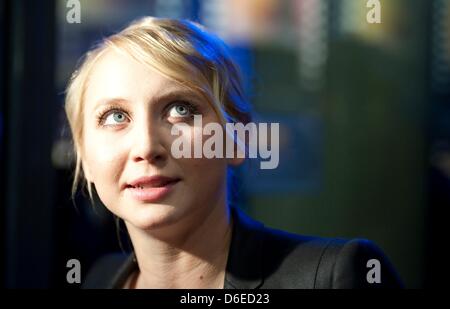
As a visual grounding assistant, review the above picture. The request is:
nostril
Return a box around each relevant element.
[133,153,166,163]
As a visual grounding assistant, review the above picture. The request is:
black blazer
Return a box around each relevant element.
[83,206,403,288]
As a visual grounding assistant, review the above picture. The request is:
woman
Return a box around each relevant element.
[65,17,403,288]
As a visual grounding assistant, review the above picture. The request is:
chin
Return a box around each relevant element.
[126,203,183,231]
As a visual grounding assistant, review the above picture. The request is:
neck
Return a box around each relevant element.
[125,200,233,289]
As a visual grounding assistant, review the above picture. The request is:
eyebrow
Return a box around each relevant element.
[93,89,204,111]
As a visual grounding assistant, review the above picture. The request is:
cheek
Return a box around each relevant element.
[176,158,226,211]
[177,119,228,175]
[167,122,227,182]
[83,132,129,183]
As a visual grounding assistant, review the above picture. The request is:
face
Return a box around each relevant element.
[82,49,239,231]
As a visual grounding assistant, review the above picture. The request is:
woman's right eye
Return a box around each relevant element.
[102,111,129,126]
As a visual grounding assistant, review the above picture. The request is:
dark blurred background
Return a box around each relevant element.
[1,0,449,288]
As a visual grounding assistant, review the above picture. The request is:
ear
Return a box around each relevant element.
[223,130,247,167]
[227,142,246,167]
[227,156,244,167]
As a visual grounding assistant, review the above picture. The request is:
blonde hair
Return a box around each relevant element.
[65,17,252,200]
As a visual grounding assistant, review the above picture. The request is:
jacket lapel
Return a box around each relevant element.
[224,206,265,289]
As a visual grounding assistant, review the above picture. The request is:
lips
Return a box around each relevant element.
[125,175,180,203]
[126,175,180,189]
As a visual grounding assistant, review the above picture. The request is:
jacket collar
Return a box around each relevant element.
[224,206,265,289]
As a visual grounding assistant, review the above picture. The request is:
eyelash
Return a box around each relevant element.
[166,101,200,120]
[96,105,130,126]
[95,101,201,126]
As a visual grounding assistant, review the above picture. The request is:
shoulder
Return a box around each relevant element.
[82,252,135,289]
[229,206,403,288]
[259,226,404,288]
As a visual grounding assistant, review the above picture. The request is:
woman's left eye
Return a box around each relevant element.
[168,103,196,118]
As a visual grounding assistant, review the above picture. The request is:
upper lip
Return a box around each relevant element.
[125,175,180,189]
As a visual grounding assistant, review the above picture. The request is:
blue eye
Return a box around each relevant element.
[168,103,192,118]
[104,111,128,125]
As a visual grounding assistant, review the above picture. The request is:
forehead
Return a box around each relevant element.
[83,49,187,109]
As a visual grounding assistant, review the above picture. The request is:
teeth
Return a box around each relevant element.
[137,182,169,189]
[131,185,145,189]
[131,180,177,189]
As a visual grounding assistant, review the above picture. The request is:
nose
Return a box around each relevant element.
[129,118,168,164]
